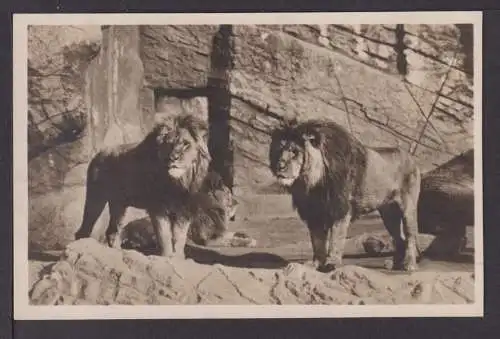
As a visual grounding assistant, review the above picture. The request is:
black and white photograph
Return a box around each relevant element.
[13,12,483,319]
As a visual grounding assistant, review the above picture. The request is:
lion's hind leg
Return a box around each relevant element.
[74,171,108,240]
[378,203,406,270]
[400,168,421,271]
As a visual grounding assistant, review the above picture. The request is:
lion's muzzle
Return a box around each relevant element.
[276,176,295,187]
[168,164,186,178]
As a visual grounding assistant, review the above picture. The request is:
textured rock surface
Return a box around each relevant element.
[28,26,103,250]
[28,26,102,163]
[140,25,219,89]
[29,239,474,305]
[28,26,151,251]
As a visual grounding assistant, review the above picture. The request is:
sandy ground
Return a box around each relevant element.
[218,193,474,273]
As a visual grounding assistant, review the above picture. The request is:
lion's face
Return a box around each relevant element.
[165,127,201,179]
[154,115,210,188]
[270,139,305,187]
[270,123,326,189]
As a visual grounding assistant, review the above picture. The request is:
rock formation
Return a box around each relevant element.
[29,239,474,305]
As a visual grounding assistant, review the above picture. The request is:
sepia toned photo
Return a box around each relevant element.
[13,12,483,319]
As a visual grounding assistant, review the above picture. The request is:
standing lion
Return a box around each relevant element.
[74,114,254,259]
[269,119,421,272]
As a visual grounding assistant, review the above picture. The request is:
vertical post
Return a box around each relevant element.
[207,25,234,190]
[395,24,408,77]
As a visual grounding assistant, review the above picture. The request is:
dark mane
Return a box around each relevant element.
[271,119,368,225]
[127,115,212,215]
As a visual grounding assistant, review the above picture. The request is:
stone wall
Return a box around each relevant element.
[231,24,473,192]
[28,26,150,251]
[137,24,473,194]
[28,26,102,251]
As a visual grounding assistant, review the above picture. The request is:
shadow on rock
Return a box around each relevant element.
[122,217,288,269]
[185,245,288,269]
[28,251,62,262]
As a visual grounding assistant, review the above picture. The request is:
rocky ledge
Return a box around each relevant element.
[29,238,474,305]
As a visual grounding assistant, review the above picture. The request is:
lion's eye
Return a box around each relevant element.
[292,148,299,157]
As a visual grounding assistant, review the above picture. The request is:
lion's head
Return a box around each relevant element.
[269,118,368,223]
[150,114,211,192]
[269,119,326,188]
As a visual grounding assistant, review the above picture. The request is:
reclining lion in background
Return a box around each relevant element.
[74,114,255,259]
[269,119,421,272]
[121,170,256,254]
[187,170,256,248]
[418,149,474,257]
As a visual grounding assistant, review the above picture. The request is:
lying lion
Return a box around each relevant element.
[418,149,474,257]
[120,170,256,253]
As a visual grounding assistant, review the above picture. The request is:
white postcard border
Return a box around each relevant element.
[13,11,484,320]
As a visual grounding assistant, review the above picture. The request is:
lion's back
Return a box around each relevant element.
[86,141,163,204]
[418,151,474,233]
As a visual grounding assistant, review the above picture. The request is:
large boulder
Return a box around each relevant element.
[29,238,474,305]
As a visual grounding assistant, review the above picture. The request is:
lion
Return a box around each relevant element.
[188,170,256,248]
[418,149,474,257]
[269,119,421,272]
[120,170,256,253]
[74,114,254,259]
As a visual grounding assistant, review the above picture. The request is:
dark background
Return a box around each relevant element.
[1,1,500,338]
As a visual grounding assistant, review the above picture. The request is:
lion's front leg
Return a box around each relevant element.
[305,226,328,270]
[149,213,174,258]
[323,211,352,272]
[106,203,127,249]
[171,219,190,260]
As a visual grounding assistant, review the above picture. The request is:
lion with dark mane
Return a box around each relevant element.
[75,114,255,258]
[269,119,421,272]
[418,149,474,257]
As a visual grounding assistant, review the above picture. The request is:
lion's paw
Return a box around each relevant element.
[230,232,257,248]
[403,261,419,272]
[386,259,418,272]
[319,259,342,273]
[303,260,322,270]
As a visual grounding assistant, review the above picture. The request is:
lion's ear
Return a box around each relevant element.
[196,124,209,143]
[154,124,172,144]
[302,130,322,148]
